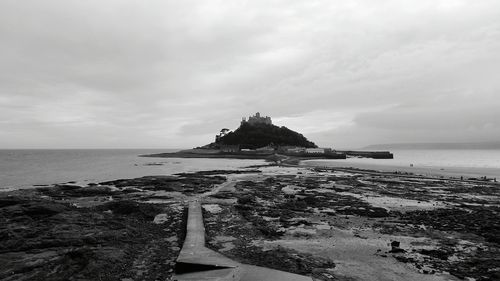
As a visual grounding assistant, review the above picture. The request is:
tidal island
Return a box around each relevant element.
[144,112,393,160]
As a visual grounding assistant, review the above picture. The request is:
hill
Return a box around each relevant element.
[215,122,317,149]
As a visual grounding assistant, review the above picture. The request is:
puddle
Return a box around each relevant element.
[339,192,444,212]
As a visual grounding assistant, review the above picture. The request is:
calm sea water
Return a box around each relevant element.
[0,149,266,190]
[1,149,499,190]
[304,149,500,179]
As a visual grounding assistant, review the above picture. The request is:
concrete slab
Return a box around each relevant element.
[176,201,239,268]
[241,264,314,281]
[175,267,244,281]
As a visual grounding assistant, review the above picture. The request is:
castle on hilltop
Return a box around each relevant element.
[241,112,272,126]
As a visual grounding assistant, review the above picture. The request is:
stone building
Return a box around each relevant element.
[241,112,272,126]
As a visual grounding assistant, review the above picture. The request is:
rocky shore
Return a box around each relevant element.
[1,165,499,280]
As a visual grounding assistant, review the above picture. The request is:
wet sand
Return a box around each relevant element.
[302,159,500,180]
[203,166,500,281]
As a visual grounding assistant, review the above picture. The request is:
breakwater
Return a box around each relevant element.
[338,150,394,159]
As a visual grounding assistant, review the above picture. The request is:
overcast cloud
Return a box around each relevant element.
[1,0,499,148]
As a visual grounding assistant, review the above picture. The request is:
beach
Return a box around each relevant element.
[302,148,500,180]
[303,159,500,180]
[1,159,499,280]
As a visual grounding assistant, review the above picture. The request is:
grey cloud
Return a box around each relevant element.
[1,0,500,148]
[355,103,500,131]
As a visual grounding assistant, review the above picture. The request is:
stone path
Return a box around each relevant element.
[173,200,313,281]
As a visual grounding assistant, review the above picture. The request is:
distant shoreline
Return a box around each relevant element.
[301,159,500,181]
[141,152,272,160]
[141,151,347,160]
[142,150,498,180]
[141,149,394,160]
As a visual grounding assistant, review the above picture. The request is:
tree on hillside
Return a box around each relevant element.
[217,122,317,149]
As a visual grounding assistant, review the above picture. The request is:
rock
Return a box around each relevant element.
[23,201,70,217]
[419,249,449,260]
[0,196,25,208]
[389,241,406,253]
[78,185,114,195]
[395,256,411,263]
[165,236,178,243]
[99,200,162,220]
[153,213,169,224]
[54,184,82,191]
[202,204,222,214]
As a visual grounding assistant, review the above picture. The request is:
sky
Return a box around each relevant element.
[1,0,499,149]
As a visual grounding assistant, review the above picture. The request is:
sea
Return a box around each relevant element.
[0,149,266,191]
[303,149,500,180]
[1,149,499,191]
